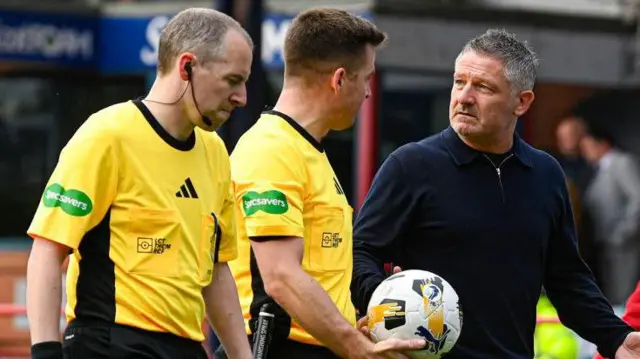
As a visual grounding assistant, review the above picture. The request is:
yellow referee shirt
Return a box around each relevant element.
[229,110,356,346]
[27,99,237,342]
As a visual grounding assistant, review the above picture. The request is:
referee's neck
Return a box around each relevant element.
[273,90,330,143]
[143,78,196,142]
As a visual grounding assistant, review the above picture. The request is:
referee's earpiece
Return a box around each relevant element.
[184,62,192,80]
[183,60,213,128]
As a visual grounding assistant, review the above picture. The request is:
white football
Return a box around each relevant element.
[367,269,463,359]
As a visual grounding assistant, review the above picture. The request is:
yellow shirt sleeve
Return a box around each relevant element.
[27,118,118,249]
[232,139,305,239]
[216,184,238,263]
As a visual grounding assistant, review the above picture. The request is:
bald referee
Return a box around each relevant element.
[26,8,253,359]
[221,7,425,359]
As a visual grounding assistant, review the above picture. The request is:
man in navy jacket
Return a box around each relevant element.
[351,29,640,359]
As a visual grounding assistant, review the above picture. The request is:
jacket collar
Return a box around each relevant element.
[442,126,533,167]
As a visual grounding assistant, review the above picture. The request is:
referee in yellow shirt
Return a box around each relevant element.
[221,7,425,359]
[26,8,253,359]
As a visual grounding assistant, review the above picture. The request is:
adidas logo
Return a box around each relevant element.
[334,178,344,195]
[176,178,199,199]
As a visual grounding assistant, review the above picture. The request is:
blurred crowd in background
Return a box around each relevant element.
[2,0,640,358]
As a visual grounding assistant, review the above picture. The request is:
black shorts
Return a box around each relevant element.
[62,321,207,359]
[214,335,340,359]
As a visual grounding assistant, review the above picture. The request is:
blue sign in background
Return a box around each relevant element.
[261,12,371,70]
[0,10,97,68]
[99,15,171,74]
[261,13,292,70]
[0,9,371,73]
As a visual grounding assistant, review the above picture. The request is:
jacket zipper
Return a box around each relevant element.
[482,153,514,203]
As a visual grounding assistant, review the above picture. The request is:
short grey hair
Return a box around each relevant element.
[457,29,539,92]
[157,8,253,74]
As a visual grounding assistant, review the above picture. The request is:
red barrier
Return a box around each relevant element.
[0,251,30,358]
[0,305,65,317]
[0,304,26,317]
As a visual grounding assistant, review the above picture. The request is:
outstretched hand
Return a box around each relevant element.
[371,337,426,359]
[355,317,425,359]
[616,332,640,358]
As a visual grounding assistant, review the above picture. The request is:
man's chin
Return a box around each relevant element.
[332,117,357,131]
[452,121,480,136]
[196,115,227,132]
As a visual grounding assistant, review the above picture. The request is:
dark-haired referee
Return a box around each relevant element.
[222,7,424,359]
[26,8,253,359]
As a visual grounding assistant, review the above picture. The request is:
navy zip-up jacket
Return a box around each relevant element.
[352,126,632,359]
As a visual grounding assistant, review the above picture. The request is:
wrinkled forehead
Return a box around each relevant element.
[454,50,506,80]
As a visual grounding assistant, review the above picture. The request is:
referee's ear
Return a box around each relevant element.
[177,53,196,81]
[331,68,346,93]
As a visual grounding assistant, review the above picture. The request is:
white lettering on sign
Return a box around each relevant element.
[140,15,170,67]
[0,19,93,59]
[261,17,291,66]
